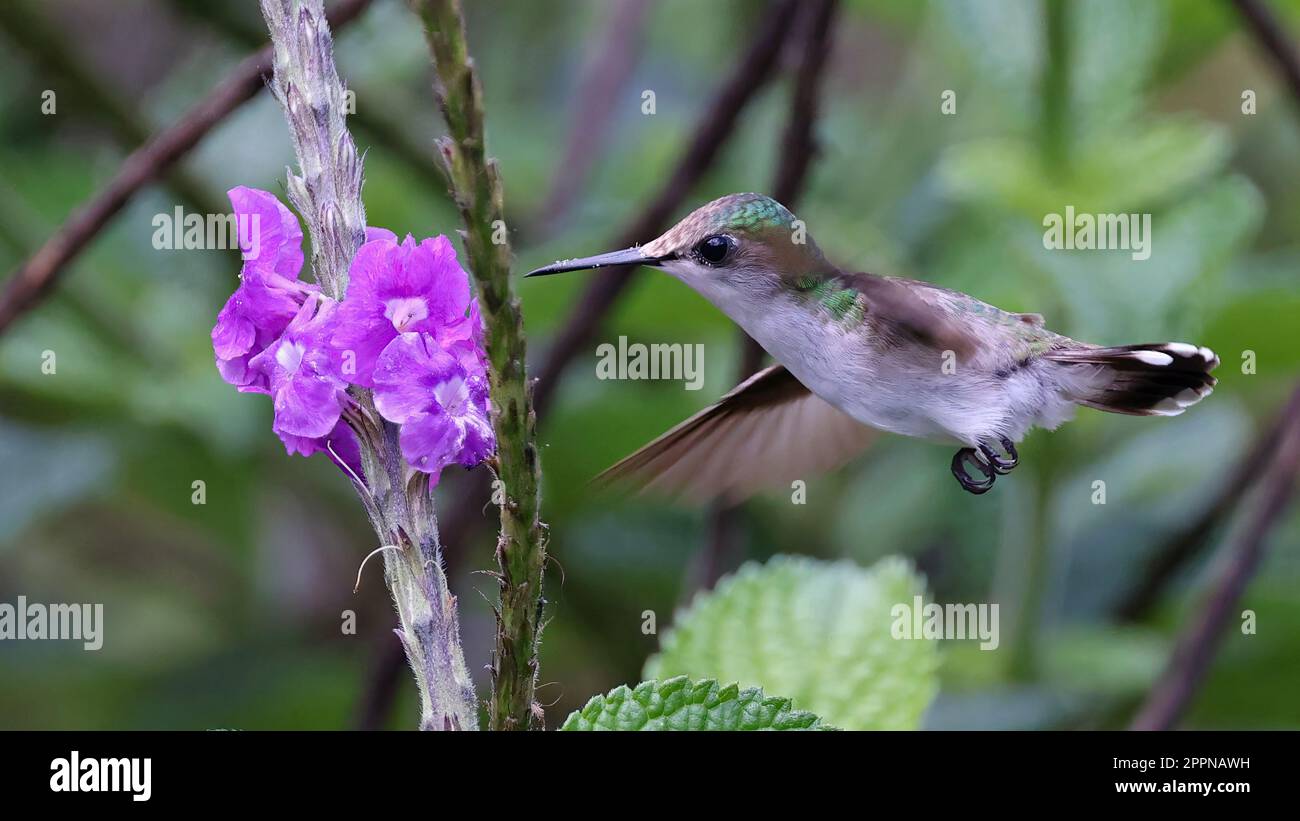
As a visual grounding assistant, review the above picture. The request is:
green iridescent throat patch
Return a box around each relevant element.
[794,275,865,324]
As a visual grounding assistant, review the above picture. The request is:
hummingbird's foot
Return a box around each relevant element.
[951,447,996,494]
[979,437,1019,475]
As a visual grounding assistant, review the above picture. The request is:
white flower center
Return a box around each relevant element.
[384,297,429,332]
[434,376,469,417]
[275,340,306,375]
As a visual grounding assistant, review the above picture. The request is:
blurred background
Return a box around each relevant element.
[1,0,1298,729]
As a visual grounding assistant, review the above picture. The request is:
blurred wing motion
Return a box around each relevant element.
[597,363,876,502]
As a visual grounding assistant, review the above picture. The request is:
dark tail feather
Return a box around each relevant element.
[1046,342,1219,417]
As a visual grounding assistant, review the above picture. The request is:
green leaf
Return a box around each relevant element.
[977,174,1261,344]
[939,120,1229,218]
[560,676,828,731]
[645,556,939,730]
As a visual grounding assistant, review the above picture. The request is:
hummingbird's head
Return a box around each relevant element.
[524,194,830,301]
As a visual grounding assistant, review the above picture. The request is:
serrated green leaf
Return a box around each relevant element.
[645,556,939,730]
[560,676,829,731]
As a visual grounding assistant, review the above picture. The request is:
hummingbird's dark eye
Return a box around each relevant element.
[694,234,734,266]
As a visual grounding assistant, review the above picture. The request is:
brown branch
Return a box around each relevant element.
[1116,1,1300,619]
[1229,0,1300,112]
[1130,385,1300,730]
[1115,404,1289,620]
[1115,3,1300,726]
[350,0,799,727]
[531,0,801,419]
[165,0,450,197]
[0,0,227,219]
[770,0,837,210]
[0,0,375,338]
[694,0,838,596]
[531,0,655,238]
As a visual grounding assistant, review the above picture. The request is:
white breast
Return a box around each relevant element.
[714,289,1039,446]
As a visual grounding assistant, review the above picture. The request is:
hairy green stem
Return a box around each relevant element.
[354,412,478,730]
[411,0,548,730]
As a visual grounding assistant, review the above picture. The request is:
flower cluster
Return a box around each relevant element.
[211,188,494,483]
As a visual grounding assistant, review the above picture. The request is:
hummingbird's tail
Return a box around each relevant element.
[1046,342,1219,416]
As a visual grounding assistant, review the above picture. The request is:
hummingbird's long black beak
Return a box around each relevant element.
[523,247,674,278]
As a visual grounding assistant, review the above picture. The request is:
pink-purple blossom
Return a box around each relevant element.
[372,332,494,481]
[332,233,478,388]
[249,293,348,442]
[211,188,494,482]
[211,187,317,392]
[280,419,364,480]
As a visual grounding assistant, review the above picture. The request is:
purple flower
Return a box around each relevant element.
[212,188,316,391]
[365,226,398,244]
[228,185,306,280]
[211,200,495,482]
[249,294,349,444]
[443,298,488,376]
[213,320,277,392]
[332,233,478,387]
[372,332,494,481]
[280,419,365,480]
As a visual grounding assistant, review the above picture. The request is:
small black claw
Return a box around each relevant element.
[1000,436,1019,466]
[980,437,1019,475]
[951,447,996,494]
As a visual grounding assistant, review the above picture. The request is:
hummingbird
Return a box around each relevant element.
[525,193,1219,497]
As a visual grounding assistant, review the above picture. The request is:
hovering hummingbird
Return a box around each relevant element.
[525,193,1219,497]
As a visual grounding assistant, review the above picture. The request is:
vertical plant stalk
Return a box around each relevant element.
[1003,441,1056,680]
[1002,0,1074,680]
[412,0,548,730]
[261,0,367,301]
[1040,0,1071,174]
[260,0,477,731]
[352,1,798,727]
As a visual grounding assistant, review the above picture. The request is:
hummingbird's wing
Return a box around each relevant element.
[597,363,876,502]
[854,274,1076,368]
[844,273,984,362]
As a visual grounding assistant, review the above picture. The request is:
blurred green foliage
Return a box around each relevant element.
[1,0,1299,729]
